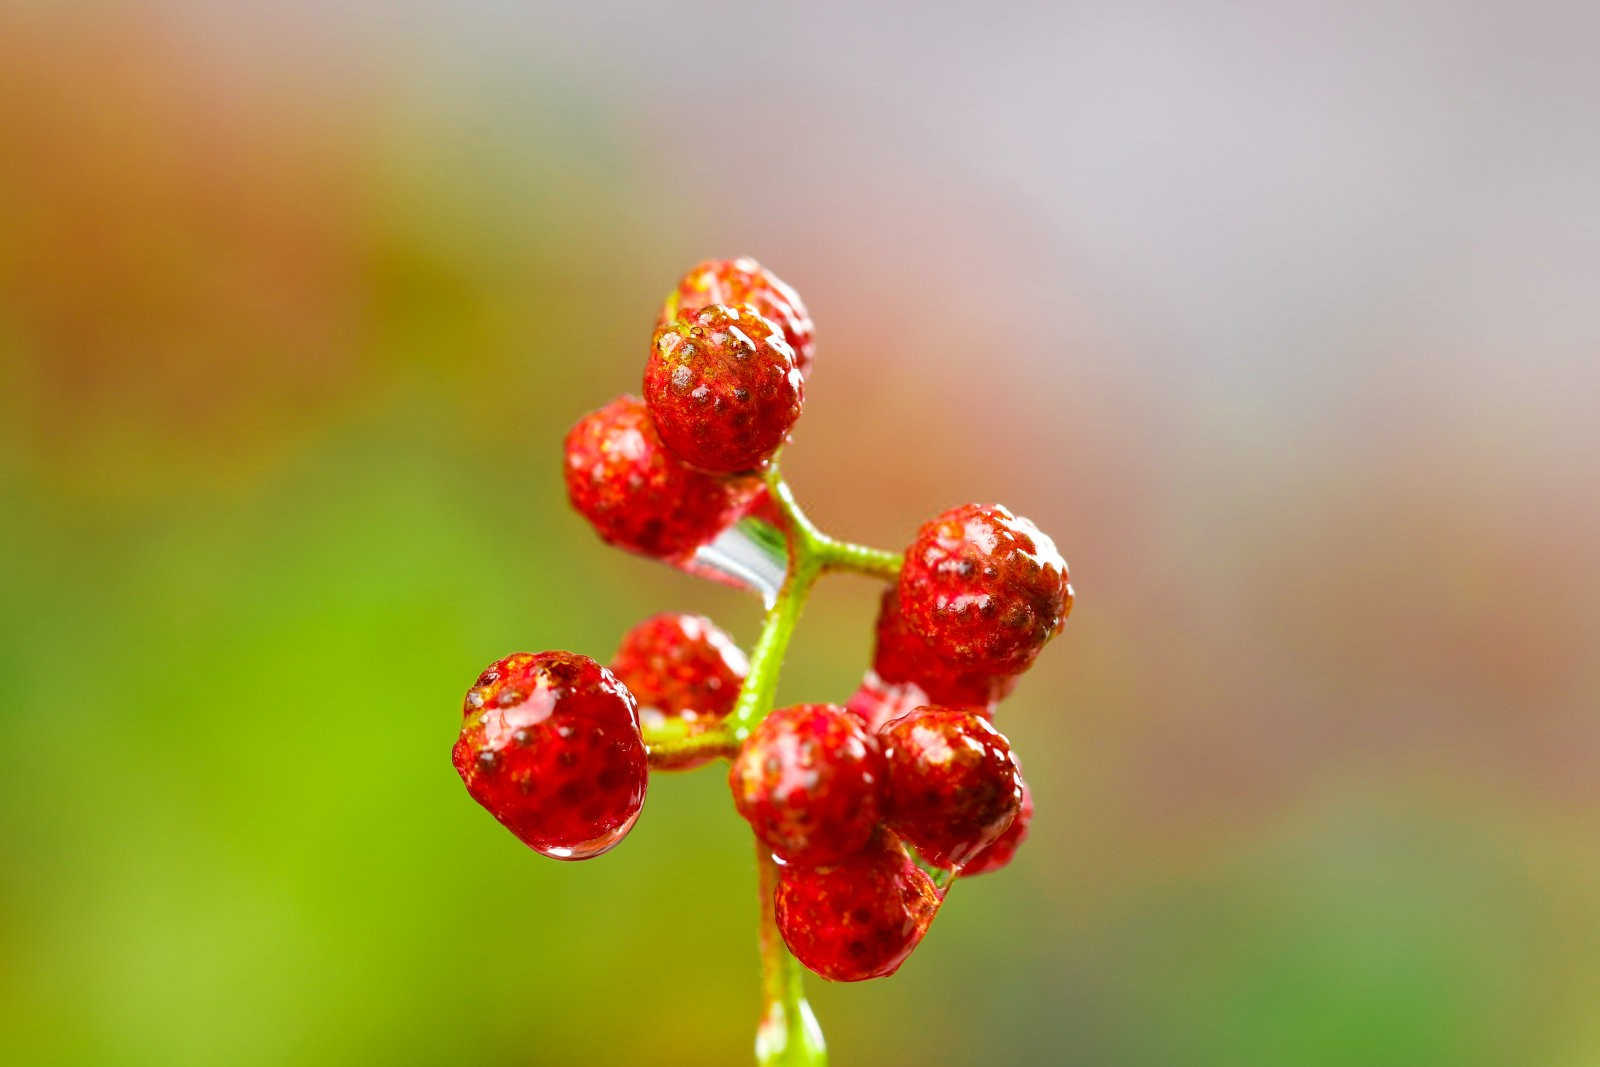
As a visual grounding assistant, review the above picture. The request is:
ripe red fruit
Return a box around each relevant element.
[645,303,804,474]
[729,704,885,867]
[962,777,1032,876]
[898,503,1072,674]
[879,707,1023,870]
[659,257,815,379]
[610,613,749,770]
[871,588,1017,713]
[844,672,934,735]
[564,395,757,562]
[774,831,943,982]
[454,651,648,860]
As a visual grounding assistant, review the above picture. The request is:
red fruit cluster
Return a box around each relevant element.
[564,258,811,573]
[658,257,815,379]
[453,652,648,860]
[457,259,1074,1022]
[733,700,1028,980]
[611,613,748,770]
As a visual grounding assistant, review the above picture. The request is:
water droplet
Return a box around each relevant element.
[689,517,787,607]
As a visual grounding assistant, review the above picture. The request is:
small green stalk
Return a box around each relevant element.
[641,461,903,1063]
[754,849,827,1066]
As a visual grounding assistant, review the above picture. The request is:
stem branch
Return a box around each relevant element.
[755,849,827,1066]
[719,461,900,1065]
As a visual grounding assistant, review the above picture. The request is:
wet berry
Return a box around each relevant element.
[962,776,1032,876]
[729,704,885,867]
[774,830,943,982]
[611,613,748,770]
[658,257,816,379]
[871,588,1017,712]
[645,303,804,474]
[879,707,1023,870]
[844,671,935,735]
[454,651,648,860]
[898,503,1072,674]
[564,394,757,562]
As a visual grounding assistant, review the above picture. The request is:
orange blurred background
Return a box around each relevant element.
[2,4,1597,1065]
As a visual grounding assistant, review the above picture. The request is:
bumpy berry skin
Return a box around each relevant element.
[962,777,1032,876]
[645,303,804,474]
[774,831,942,982]
[898,503,1072,674]
[454,652,648,860]
[564,395,756,562]
[729,704,885,867]
[844,672,936,735]
[879,707,1023,870]
[658,257,816,379]
[611,613,748,771]
[872,588,1017,712]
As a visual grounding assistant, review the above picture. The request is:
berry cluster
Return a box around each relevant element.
[452,258,1073,1060]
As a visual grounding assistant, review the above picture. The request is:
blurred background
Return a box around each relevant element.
[2,2,1597,1064]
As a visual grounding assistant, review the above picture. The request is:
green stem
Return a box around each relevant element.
[755,849,827,1066]
[643,726,737,767]
[721,462,901,1065]
[763,466,903,581]
[725,552,822,742]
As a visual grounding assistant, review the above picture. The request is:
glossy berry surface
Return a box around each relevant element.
[564,394,755,561]
[611,613,749,770]
[880,707,1023,870]
[645,303,804,474]
[454,651,648,860]
[774,831,942,982]
[729,704,885,867]
[871,588,1017,712]
[962,777,1032,876]
[844,671,935,735]
[898,503,1073,674]
[658,257,816,379]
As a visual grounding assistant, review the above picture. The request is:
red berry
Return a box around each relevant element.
[844,671,935,735]
[658,257,816,379]
[962,777,1032,876]
[610,613,748,771]
[879,707,1023,870]
[729,704,885,866]
[645,303,804,474]
[564,395,757,562]
[871,588,1017,712]
[454,651,648,860]
[774,831,942,982]
[898,503,1072,674]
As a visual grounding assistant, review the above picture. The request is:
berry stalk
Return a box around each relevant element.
[641,723,739,766]
[755,849,827,1066]
[726,464,900,742]
[764,466,903,580]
